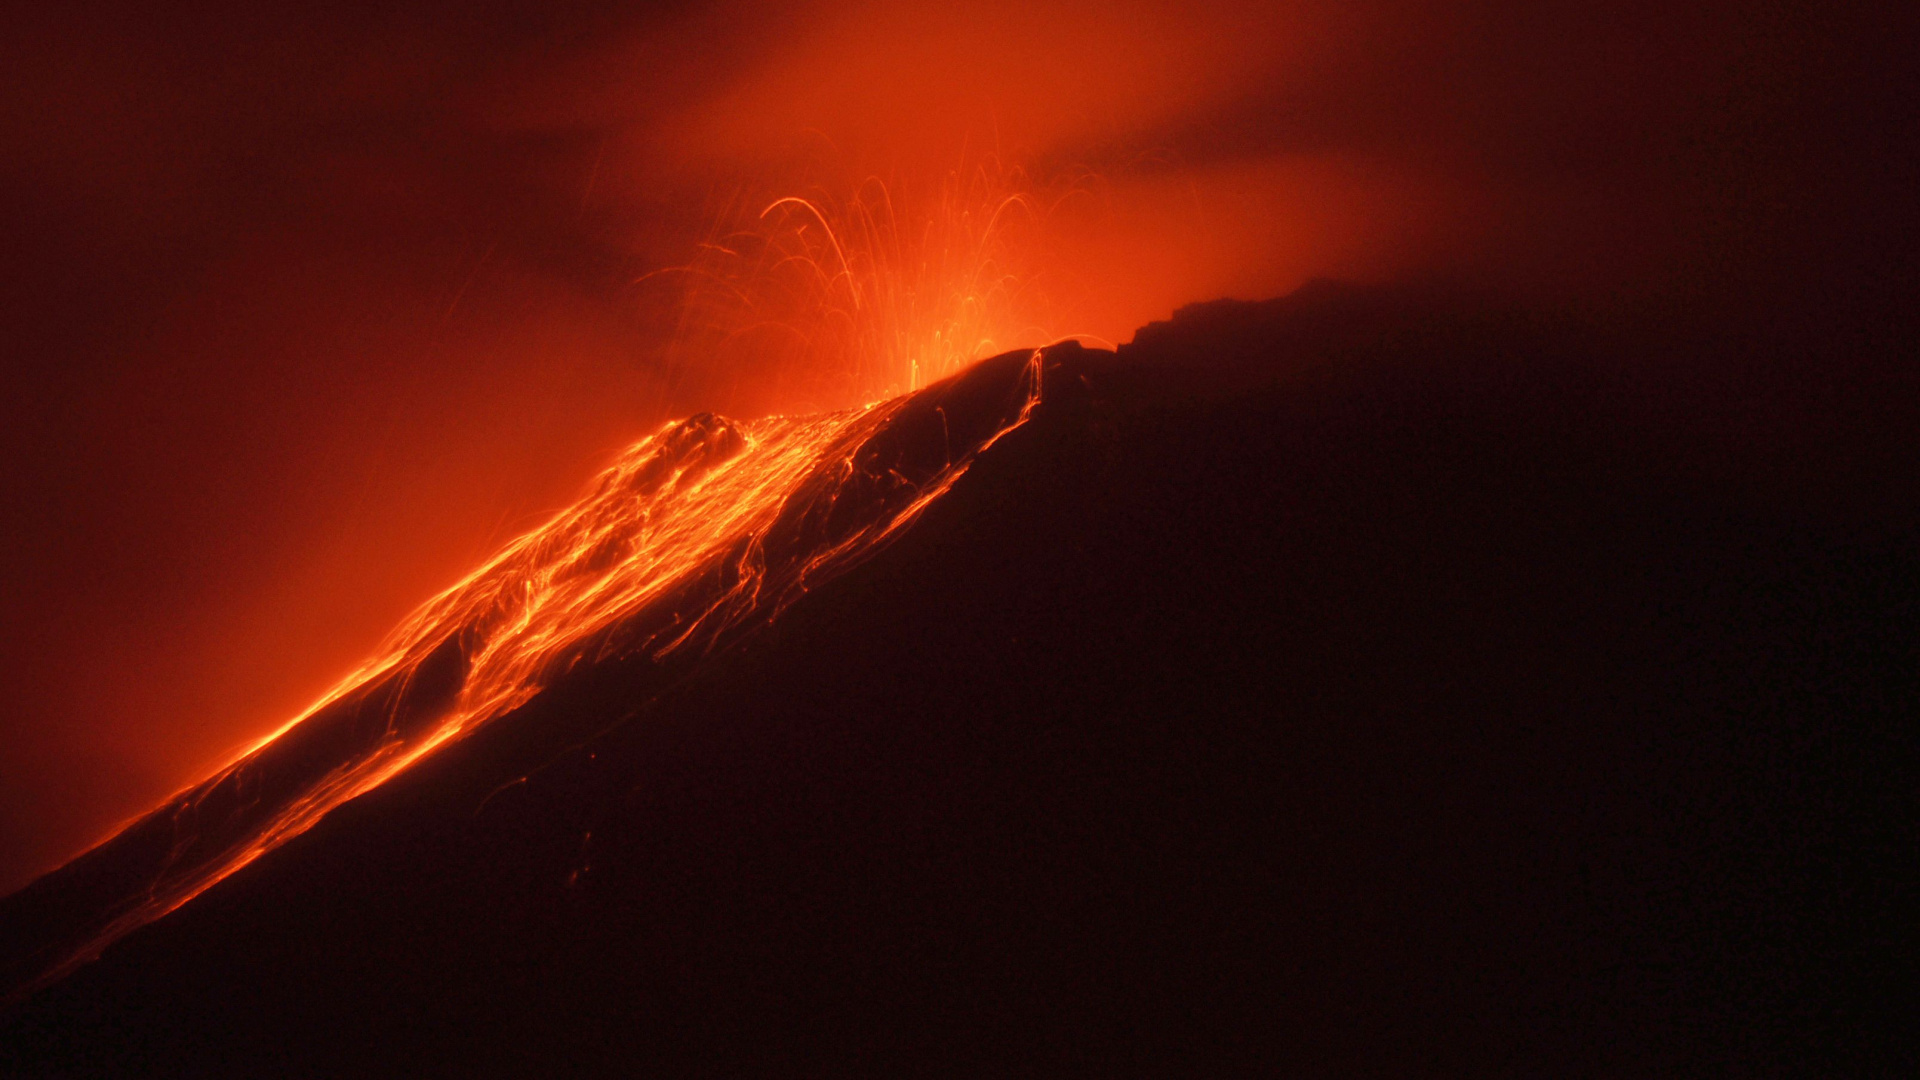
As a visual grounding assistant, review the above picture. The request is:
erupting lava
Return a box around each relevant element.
[10,313,1048,997]
[647,163,1081,411]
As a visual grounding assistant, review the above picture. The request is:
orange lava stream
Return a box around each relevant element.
[38,350,1043,993]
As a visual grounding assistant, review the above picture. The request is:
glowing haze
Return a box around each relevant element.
[0,0,1874,892]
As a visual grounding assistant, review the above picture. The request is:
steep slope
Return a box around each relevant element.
[3,283,1913,1075]
[0,348,1044,1002]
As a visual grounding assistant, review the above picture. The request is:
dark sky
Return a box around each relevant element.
[1,0,1909,892]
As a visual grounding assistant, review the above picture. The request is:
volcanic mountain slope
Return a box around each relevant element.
[3,282,1914,1075]
[0,346,1047,1002]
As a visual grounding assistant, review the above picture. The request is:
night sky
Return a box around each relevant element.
[1,0,1908,892]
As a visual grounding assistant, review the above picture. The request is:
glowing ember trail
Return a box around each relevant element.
[12,346,1046,999]
[645,162,1082,410]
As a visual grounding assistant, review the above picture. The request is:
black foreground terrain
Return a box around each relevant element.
[3,282,1913,1076]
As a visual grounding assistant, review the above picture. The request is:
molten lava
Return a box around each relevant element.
[10,346,1046,999]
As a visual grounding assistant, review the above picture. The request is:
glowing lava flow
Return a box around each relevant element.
[8,348,1046,1000]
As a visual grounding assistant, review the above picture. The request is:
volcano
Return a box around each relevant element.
[2,282,1912,1074]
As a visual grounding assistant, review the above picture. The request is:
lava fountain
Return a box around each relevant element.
[644,161,1089,412]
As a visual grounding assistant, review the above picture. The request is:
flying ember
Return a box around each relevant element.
[645,161,1081,411]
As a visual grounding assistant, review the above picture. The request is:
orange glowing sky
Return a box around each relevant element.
[0,0,1899,892]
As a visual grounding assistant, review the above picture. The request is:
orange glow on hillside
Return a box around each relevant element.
[16,338,1044,999]
[13,162,1081,995]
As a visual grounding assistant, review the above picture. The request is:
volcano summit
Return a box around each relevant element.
[2,284,1912,1075]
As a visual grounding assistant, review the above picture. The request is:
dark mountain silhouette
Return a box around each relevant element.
[2,282,1912,1075]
